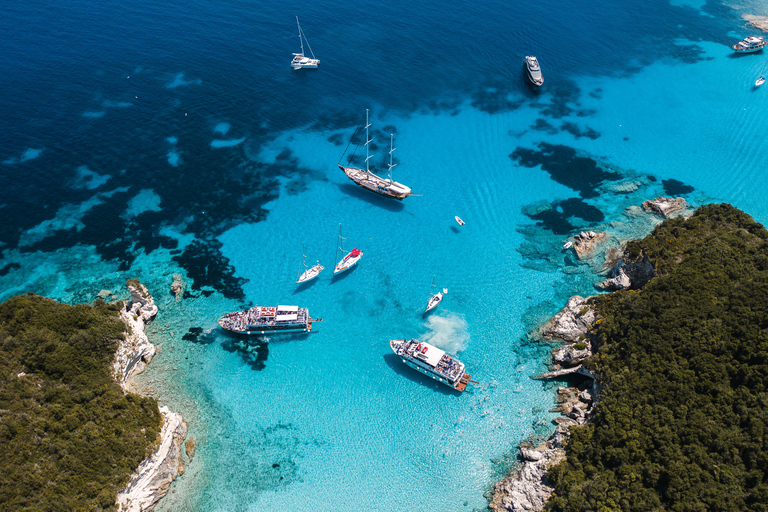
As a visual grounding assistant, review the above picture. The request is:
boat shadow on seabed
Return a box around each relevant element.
[382,353,469,396]
[337,183,406,212]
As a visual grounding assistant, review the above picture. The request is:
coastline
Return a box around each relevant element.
[113,280,187,512]
[489,197,690,511]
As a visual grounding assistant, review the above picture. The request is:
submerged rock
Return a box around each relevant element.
[642,196,688,218]
[171,273,184,301]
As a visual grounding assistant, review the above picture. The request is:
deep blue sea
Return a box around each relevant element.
[3,0,768,510]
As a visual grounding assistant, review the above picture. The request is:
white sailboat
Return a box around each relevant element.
[333,224,363,274]
[425,276,447,313]
[338,110,412,200]
[291,17,319,70]
[296,242,324,283]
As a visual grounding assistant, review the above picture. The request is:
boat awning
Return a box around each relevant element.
[422,343,445,367]
[277,305,299,312]
[276,314,299,322]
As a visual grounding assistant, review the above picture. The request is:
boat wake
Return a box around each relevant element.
[420,313,469,354]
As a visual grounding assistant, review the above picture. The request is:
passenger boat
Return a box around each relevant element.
[338,110,412,200]
[333,224,363,274]
[218,305,321,334]
[389,339,472,392]
[732,36,766,53]
[425,275,447,313]
[291,17,320,69]
[296,242,324,284]
[524,55,544,86]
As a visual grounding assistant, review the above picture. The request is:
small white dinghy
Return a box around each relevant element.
[563,241,573,250]
[455,216,465,226]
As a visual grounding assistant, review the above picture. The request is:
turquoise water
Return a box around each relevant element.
[2,0,768,509]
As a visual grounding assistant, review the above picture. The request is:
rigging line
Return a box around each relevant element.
[337,112,366,166]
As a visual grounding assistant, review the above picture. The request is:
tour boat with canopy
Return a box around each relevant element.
[218,305,321,334]
[389,338,473,392]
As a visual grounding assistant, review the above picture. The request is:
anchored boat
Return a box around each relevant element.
[333,224,362,274]
[296,242,324,284]
[524,55,544,86]
[218,305,321,334]
[291,17,320,69]
[338,110,412,200]
[390,338,472,391]
[425,275,447,313]
[732,36,766,53]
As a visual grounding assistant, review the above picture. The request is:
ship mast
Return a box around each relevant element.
[387,133,396,182]
[296,16,304,57]
[364,109,373,176]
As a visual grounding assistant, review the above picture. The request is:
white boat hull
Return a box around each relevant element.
[425,292,443,313]
[297,263,324,283]
[334,252,363,274]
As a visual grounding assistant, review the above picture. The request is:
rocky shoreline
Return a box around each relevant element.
[113,280,187,512]
[490,197,692,511]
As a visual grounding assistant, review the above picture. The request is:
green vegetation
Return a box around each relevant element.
[0,293,161,511]
[547,204,768,511]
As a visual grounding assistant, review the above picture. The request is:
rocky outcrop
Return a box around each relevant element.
[551,342,592,367]
[112,280,158,392]
[112,280,187,512]
[489,427,569,512]
[598,250,656,291]
[540,296,595,343]
[572,230,609,259]
[116,407,187,512]
[642,196,688,218]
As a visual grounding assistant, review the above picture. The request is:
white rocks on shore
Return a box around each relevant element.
[489,427,569,512]
[112,281,158,392]
[116,406,187,512]
[540,295,595,343]
[111,280,186,512]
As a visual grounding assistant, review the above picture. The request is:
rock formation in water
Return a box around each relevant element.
[113,280,187,512]
[572,230,609,259]
[642,196,688,218]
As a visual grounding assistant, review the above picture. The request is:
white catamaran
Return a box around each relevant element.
[333,224,363,274]
[338,110,412,200]
[425,275,447,313]
[296,242,324,284]
[291,17,319,69]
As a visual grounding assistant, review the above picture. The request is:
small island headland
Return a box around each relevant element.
[0,279,185,511]
[491,203,768,511]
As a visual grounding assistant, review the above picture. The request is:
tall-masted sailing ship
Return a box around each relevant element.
[338,109,412,200]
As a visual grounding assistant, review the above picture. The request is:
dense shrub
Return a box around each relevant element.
[0,293,161,511]
[547,204,768,511]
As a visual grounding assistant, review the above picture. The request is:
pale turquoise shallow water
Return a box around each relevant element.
[3,0,768,510]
